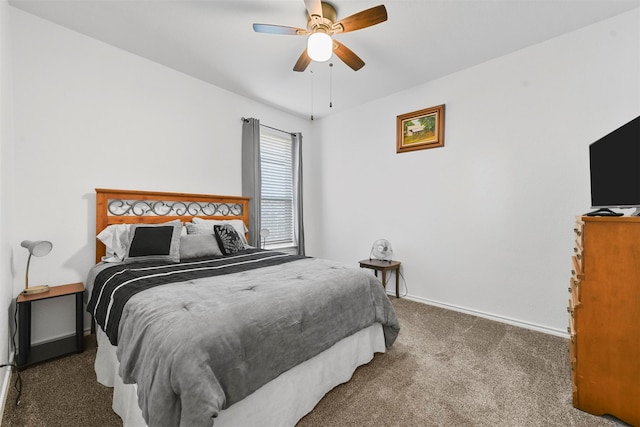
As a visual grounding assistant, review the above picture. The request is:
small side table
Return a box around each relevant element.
[16,282,85,369]
[359,259,401,298]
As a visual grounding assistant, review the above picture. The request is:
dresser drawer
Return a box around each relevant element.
[573,237,583,255]
[571,256,584,283]
[568,285,579,310]
[569,333,577,402]
[573,219,584,248]
[572,244,583,266]
[569,276,581,302]
[569,333,576,365]
[567,309,575,335]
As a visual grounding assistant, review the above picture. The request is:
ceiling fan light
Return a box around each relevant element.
[307,32,333,62]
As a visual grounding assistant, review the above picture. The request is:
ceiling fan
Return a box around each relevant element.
[253,0,387,72]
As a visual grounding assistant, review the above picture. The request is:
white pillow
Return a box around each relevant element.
[97,220,185,263]
[190,218,248,245]
[96,224,131,262]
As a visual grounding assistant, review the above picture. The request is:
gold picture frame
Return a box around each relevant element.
[396,104,445,153]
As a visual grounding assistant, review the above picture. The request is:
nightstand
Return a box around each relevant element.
[16,282,85,369]
[359,259,401,298]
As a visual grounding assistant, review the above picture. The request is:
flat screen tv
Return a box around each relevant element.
[588,115,640,216]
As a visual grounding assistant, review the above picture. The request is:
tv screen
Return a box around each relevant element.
[589,116,640,214]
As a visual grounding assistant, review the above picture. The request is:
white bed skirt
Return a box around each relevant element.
[94,323,385,427]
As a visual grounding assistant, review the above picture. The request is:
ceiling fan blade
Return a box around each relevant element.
[333,40,365,71]
[304,0,323,19]
[293,49,312,72]
[253,23,307,35]
[334,5,388,33]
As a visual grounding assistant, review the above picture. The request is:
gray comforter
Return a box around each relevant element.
[101,256,399,427]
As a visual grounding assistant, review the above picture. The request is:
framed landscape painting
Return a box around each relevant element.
[396,104,445,153]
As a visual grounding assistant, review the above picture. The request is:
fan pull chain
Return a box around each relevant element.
[329,63,333,108]
[310,68,314,121]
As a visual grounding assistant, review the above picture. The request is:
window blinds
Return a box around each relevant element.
[260,129,294,247]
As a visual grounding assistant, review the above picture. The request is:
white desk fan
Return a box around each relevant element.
[369,239,393,262]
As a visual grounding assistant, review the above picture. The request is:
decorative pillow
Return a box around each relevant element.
[179,234,223,260]
[214,224,246,255]
[124,222,181,263]
[185,223,216,236]
[96,224,131,262]
[191,218,248,245]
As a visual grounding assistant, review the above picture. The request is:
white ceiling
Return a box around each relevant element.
[9,0,640,120]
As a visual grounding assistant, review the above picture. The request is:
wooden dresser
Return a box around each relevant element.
[568,216,640,426]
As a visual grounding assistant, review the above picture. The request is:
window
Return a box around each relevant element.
[260,128,294,249]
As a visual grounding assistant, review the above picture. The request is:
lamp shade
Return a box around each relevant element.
[21,240,53,257]
[307,32,333,62]
[260,228,270,249]
[21,240,53,294]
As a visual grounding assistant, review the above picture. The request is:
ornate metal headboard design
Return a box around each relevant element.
[95,188,250,263]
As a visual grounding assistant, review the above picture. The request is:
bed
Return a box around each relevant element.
[87,188,400,427]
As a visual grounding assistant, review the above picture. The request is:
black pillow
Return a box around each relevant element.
[214,224,245,255]
[129,226,174,256]
[124,222,182,263]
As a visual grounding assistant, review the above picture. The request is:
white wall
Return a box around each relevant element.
[6,6,639,346]
[1,0,15,364]
[9,8,313,344]
[311,9,640,335]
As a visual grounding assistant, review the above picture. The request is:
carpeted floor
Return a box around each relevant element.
[1,298,630,426]
[1,335,120,427]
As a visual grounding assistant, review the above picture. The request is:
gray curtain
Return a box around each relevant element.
[241,118,261,247]
[292,132,305,256]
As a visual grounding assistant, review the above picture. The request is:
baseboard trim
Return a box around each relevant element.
[0,350,15,427]
[397,294,568,338]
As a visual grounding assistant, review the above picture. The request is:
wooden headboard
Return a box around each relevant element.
[95,188,250,263]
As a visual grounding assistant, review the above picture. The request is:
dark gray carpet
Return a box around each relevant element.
[2,298,628,426]
[1,336,120,426]
[299,298,629,426]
